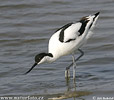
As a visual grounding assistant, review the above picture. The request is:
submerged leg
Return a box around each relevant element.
[65,49,84,78]
[65,68,70,79]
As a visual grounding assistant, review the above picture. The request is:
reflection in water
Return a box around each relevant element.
[48,78,91,100]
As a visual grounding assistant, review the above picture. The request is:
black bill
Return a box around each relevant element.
[24,63,37,74]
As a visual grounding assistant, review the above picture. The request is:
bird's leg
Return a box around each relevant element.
[75,49,84,61]
[72,55,76,79]
[68,49,84,69]
[65,49,84,78]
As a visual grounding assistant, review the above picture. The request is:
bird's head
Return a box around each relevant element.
[24,53,53,74]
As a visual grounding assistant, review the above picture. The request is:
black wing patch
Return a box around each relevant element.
[57,23,73,42]
[55,22,73,32]
[65,38,76,43]
[78,18,89,36]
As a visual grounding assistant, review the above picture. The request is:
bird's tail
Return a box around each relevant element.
[86,12,100,39]
[89,12,100,30]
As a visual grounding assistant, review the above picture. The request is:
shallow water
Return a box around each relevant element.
[0,0,114,100]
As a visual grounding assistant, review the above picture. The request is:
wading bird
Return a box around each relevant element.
[25,12,100,79]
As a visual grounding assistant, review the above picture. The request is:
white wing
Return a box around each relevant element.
[58,22,82,43]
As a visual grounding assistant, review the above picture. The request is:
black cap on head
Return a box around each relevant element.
[35,53,47,63]
[24,53,53,75]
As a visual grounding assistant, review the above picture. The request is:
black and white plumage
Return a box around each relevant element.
[25,12,100,79]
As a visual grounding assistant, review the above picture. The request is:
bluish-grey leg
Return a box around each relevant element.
[65,49,84,78]
[72,54,76,79]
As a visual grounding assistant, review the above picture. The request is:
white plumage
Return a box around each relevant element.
[25,12,100,79]
[48,12,99,62]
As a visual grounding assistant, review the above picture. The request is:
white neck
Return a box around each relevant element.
[46,55,58,63]
[45,52,62,63]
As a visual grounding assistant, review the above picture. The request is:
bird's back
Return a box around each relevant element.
[48,12,100,61]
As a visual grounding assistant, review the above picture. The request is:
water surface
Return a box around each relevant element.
[0,0,114,100]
